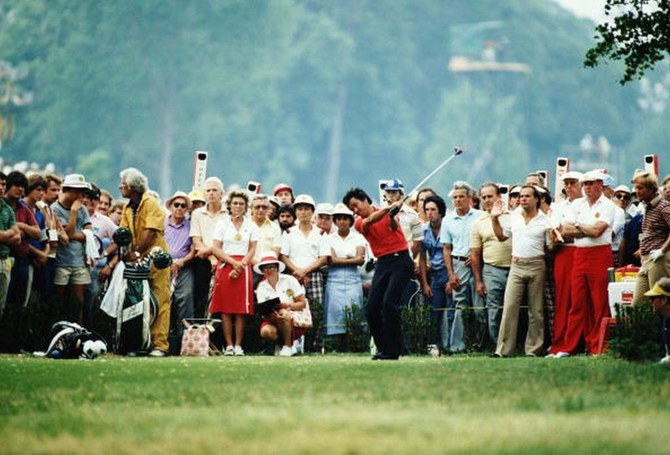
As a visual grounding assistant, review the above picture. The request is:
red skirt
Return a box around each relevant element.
[209,256,254,315]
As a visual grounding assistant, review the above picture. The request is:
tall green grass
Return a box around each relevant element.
[1,354,668,454]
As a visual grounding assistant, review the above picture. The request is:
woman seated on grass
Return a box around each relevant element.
[254,252,307,357]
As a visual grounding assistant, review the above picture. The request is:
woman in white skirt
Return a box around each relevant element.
[324,203,366,350]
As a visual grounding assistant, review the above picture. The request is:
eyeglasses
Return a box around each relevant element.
[254,205,269,209]
[173,202,187,208]
[615,194,631,200]
[231,201,246,206]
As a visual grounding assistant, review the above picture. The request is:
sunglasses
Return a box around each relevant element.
[254,205,270,209]
[173,202,187,208]
[615,194,631,200]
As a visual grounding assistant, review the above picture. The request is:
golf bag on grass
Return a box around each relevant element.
[40,321,107,359]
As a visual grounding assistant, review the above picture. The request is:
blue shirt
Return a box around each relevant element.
[53,202,91,267]
[421,222,445,270]
[440,208,483,256]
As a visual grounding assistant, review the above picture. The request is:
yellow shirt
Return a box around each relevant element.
[120,192,168,252]
[470,212,512,267]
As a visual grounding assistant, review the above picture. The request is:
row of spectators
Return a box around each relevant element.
[0,165,668,358]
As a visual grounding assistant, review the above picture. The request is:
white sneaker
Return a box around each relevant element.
[223,346,234,356]
[544,353,556,358]
[233,345,244,356]
[148,349,166,357]
[659,355,670,364]
[279,346,294,357]
[427,344,440,357]
[554,351,570,358]
[274,345,282,356]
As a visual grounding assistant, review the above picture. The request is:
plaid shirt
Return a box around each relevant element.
[0,199,16,257]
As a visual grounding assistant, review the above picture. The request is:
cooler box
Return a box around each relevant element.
[614,265,639,282]
[608,281,636,316]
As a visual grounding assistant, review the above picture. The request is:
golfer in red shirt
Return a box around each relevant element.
[343,188,413,360]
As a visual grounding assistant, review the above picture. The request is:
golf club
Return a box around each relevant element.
[389,146,465,216]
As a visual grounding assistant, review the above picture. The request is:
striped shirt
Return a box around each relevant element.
[165,217,192,260]
[640,195,670,255]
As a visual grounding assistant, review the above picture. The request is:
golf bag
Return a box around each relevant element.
[100,228,171,355]
[44,321,107,359]
[115,264,158,355]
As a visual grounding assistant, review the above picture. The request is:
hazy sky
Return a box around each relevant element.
[551,0,607,23]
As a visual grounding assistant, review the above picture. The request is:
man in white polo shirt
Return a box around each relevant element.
[190,176,227,317]
[552,170,617,357]
[547,171,582,356]
[491,185,553,357]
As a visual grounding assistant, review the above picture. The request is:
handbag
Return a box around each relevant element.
[290,299,313,329]
[180,320,219,356]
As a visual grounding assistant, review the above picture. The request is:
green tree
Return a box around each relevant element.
[585,0,670,84]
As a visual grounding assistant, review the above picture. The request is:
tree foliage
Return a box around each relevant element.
[0,0,652,198]
[585,0,670,84]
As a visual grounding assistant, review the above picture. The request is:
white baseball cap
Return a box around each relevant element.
[292,194,315,210]
[315,202,334,216]
[560,171,583,182]
[580,170,606,183]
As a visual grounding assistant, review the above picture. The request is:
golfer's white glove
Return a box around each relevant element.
[650,249,665,262]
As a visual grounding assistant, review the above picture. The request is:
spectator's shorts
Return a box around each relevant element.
[54,266,91,286]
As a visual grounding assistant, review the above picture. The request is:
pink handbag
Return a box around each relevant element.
[180,320,218,356]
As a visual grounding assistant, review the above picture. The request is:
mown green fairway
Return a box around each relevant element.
[1,354,668,454]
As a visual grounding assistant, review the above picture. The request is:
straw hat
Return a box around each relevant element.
[165,191,191,209]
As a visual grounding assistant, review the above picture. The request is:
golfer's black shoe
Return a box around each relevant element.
[372,353,399,361]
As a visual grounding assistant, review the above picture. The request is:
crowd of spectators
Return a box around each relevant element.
[0,162,668,360]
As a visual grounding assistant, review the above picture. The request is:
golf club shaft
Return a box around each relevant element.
[405,147,464,199]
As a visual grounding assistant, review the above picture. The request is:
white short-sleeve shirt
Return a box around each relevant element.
[325,230,367,259]
[256,274,305,304]
[189,206,228,247]
[253,219,282,262]
[502,208,550,258]
[564,194,616,247]
[280,225,329,268]
[213,216,259,256]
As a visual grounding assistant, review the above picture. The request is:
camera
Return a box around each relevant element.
[247,181,261,194]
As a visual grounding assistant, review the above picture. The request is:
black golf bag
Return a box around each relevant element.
[115,264,158,355]
[45,321,107,359]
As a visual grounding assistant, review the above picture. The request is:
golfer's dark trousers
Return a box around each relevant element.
[366,250,413,357]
